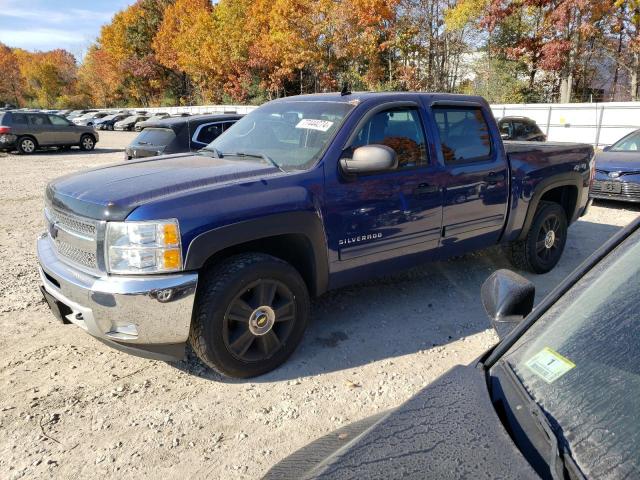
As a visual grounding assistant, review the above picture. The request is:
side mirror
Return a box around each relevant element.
[340,144,397,175]
[500,133,510,140]
[602,145,611,152]
[481,269,535,340]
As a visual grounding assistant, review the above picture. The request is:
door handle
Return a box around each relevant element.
[484,172,505,184]
[414,183,439,194]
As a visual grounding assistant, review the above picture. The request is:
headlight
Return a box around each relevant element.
[105,219,182,274]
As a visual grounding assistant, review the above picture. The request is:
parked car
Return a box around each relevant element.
[124,114,242,160]
[266,215,640,480]
[114,114,149,131]
[590,129,640,203]
[37,92,593,378]
[498,116,546,141]
[72,112,109,126]
[0,111,98,154]
[134,112,170,131]
[66,109,97,120]
[95,113,130,131]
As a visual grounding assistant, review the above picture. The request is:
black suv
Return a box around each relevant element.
[124,114,241,160]
[0,111,99,154]
[498,116,546,141]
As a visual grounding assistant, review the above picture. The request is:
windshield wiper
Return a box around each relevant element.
[198,147,223,158]
[499,363,585,480]
[223,151,286,173]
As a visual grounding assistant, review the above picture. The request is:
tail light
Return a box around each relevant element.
[0,126,11,134]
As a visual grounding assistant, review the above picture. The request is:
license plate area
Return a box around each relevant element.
[40,285,71,324]
[602,181,622,193]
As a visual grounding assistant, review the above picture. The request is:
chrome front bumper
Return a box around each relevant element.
[37,234,198,361]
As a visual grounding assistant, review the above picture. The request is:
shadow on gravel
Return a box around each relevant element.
[172,219,626,383]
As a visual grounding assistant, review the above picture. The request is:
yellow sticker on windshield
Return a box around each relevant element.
[525,347,575,383]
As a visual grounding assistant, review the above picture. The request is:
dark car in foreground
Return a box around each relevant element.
[498,116,546,142]
[267,216,640,480]
[0,111,98,154]
[590,129,640,203]
[114,114,149,131]
[124,114,241,160]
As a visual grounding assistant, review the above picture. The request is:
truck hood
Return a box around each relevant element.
[265,366,537,480]
[595,151,640,173]
[46,153,280,220]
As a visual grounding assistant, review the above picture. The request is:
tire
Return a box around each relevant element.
[506,201,568,274]
[108,125,114,131]
[17,136,37,155]
[189,253,310,378]
[79,134,95,151]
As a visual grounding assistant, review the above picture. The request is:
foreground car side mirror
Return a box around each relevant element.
[602,145,611,152]
[481,269,535,340]
[340,144,397,175]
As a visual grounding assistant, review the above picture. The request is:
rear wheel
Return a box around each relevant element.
[79,134,95,151]
[17,136,37,155]
[189,253,310,378]
[506,201,568,273]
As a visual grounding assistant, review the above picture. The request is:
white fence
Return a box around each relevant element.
[490,102,640,148]
[105,104,257,116]
[110,101,640,148]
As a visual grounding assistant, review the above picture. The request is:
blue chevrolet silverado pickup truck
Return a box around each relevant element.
[37,92,594,378]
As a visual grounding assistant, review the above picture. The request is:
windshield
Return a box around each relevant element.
[205,100,354,171]
[495,229,640,478]
[611,131,640,152]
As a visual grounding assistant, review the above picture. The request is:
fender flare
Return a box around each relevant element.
[517,172,583,241]
[184,211,330,296]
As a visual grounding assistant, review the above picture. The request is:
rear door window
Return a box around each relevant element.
[433,106,492,164]
[134,128,175,146]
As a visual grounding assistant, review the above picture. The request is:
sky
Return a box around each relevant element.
[0,0,135,59]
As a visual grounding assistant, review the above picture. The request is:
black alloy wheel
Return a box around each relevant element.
[223,279,296,362]
[189,253,310,378]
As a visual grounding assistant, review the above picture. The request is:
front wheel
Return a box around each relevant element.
[506,201,568,274]
[79,134,95,151]
[189,253,310,378]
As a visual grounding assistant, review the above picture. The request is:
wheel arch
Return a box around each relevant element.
[518,175,581,241]
[185,212,329,297]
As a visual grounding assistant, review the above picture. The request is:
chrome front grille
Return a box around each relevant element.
[45,207,100,271]
[54,238,98,269]
[47,208,97,237]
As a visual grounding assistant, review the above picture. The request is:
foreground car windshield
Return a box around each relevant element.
[495,229,640,478]
[610,131,640,152]
[205,101,354,171]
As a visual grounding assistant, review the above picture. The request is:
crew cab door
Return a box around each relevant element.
[430,103,509,251]
[324,102,443,266]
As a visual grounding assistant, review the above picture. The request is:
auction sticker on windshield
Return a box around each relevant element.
[296,119,334,132]
[525,347,575,383]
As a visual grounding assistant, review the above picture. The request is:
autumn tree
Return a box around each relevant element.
[0,43,23,106]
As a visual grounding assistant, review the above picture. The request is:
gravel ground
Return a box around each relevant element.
[1,132,638,480]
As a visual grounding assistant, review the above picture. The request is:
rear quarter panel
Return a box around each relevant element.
[502,141,593,242]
